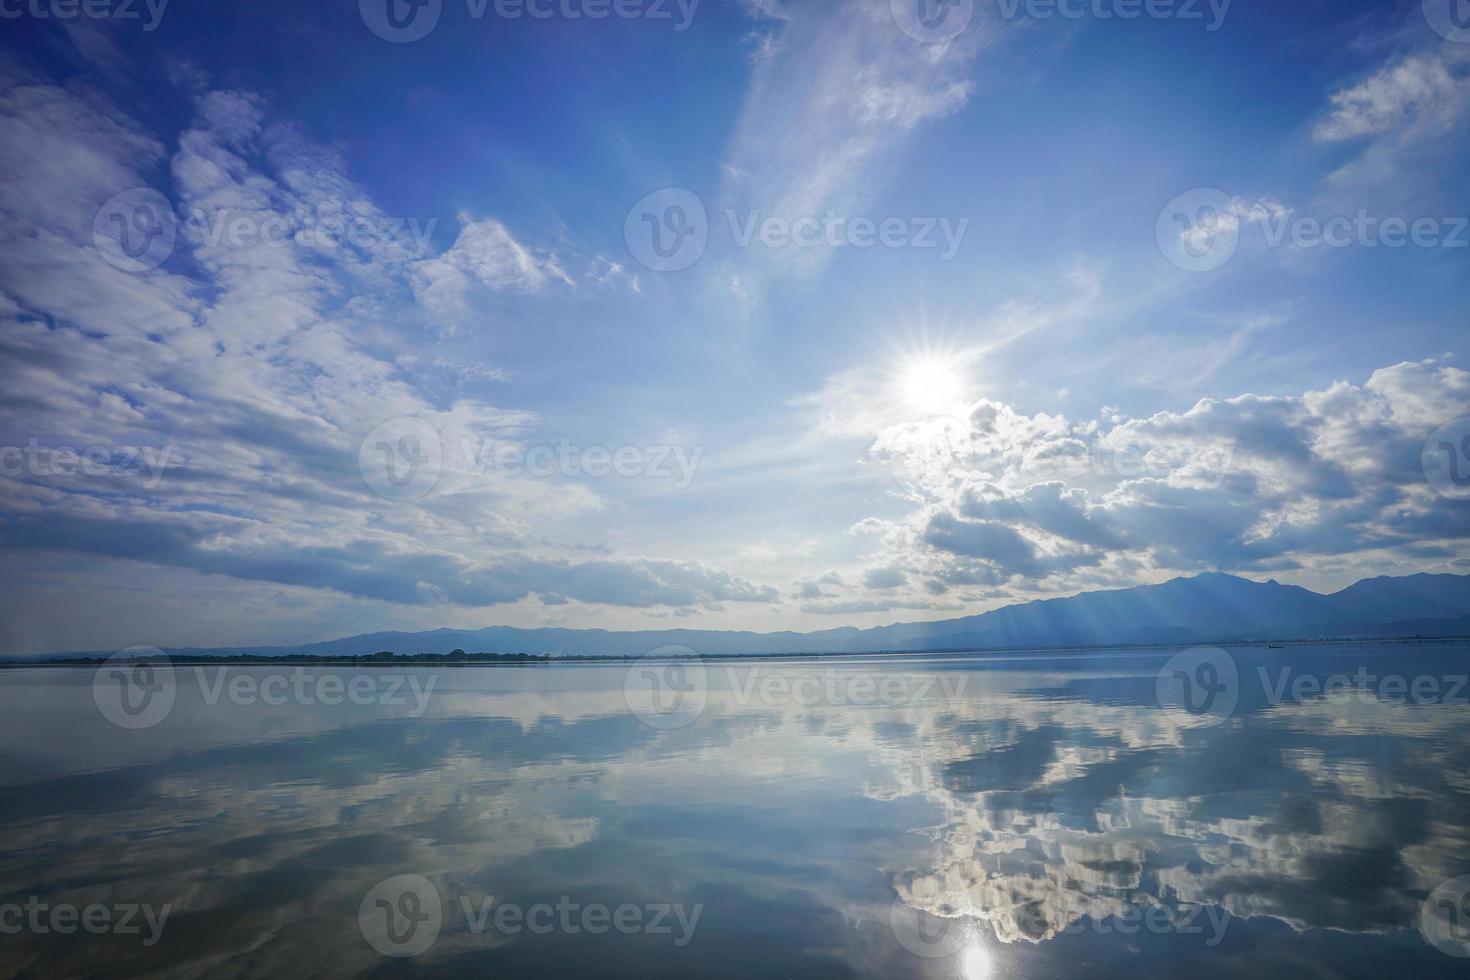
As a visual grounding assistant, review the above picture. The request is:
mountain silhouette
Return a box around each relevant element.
[44,571,1470,660]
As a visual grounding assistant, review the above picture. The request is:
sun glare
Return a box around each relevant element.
[962,943,994,980]
[899,355,964,415]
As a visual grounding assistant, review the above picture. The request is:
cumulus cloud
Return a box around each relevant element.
[858,360,1470,597]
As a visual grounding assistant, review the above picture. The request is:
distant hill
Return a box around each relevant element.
[26,572,1470,660]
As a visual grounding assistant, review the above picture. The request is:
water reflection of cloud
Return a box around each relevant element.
[870,660,1470,967]
[0,656,1466,977]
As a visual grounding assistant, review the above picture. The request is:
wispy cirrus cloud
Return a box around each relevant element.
[1313,36,1470,191]
[1314,50,1469,143]
[714,0,994,297]
[411,214,576,321]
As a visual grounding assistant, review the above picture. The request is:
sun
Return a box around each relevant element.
[898,355,964,415]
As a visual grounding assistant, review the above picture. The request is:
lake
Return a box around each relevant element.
[1,645,1468,978]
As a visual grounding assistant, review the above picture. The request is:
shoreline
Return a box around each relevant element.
[4,634,1469,668]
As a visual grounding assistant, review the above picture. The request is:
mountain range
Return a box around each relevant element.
[34,572,1470,659]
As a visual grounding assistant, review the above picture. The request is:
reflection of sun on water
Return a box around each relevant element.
[962,942,993,980]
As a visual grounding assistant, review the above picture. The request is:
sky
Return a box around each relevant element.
[0,0,1468,655]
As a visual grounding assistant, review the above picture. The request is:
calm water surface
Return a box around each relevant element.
[2,646,1469,978]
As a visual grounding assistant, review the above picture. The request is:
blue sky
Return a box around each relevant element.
[1,0,1468,654]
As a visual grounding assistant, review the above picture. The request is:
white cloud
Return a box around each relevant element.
[1313,43,1470,190]
[1174,196,1289,256]
[713,0,994,296]
[1314,52,1466,142]
[0,73,774,644]
[856,360,1470,598]
[411,214,575,320]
